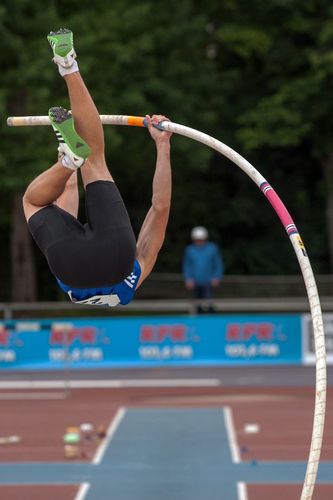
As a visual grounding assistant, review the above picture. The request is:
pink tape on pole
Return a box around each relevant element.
[260,182,298,236]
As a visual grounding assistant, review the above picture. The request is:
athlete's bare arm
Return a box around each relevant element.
[136,114,172,286]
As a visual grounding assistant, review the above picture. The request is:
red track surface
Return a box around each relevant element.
[0,385,332,499]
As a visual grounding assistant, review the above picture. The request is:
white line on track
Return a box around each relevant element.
[223,406,241,463]
[74,408,126,500]
[0,392,68,400]
[93,407,126,464]
[237,482,249,500]
[74,482,90,500]
[224,407,249,499]
[0,379,220,389]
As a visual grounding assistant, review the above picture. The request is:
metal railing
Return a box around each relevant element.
[136,273,333,299]
[2,274,333,319]
[1,296,333,319]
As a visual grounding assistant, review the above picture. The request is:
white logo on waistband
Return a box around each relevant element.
[124,272,138,289]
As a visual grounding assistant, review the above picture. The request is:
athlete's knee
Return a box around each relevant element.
[22,193,35,222]
[22,190,48,221]
[22,188,31,206]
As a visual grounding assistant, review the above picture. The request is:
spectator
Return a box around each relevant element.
[182,226,224,313]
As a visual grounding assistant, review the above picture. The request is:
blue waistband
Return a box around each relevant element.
[56,259,141,305]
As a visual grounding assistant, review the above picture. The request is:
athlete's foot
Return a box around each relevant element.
[49,107,91,169]
[47,28,76,68]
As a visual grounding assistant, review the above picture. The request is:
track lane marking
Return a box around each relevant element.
[93,407,126,465]
[74,407,126,500]
[224,406,249,499]
[74,482,90,500]
[224,406,241,463]
[0,379,220,389]
[237,481,249,500]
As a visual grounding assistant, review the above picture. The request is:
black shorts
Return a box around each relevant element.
[28,180,136,288]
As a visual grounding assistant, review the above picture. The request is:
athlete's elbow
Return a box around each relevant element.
[152,198,170,214]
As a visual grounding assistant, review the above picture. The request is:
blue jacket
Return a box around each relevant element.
[182,242,224,285]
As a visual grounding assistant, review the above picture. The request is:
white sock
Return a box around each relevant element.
[58,60,79,77]
[61,154,77,170]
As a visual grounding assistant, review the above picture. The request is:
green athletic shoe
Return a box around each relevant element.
[49,107,91,169]
[47,28,76,68]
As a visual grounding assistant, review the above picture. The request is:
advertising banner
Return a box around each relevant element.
[0,314,302,370]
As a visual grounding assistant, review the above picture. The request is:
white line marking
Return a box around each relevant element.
[237,482,249,500]
[224,408,249,500]
[244,423,260,434]
[112,379,220,388]
[73,409,126,500]
[0,379,220,389]
[93,407,126,465]
[74,482,90,500]
[0,392,67,400]
[223,406,241,463]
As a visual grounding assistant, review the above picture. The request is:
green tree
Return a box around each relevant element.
[207,0,330,272]
[0,1,61,300]
[1,1,221,299]
[1,0,331,301]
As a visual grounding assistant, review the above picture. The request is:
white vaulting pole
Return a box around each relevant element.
[7,114,327,499]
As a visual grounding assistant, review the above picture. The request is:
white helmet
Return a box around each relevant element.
[191,226,208,240]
